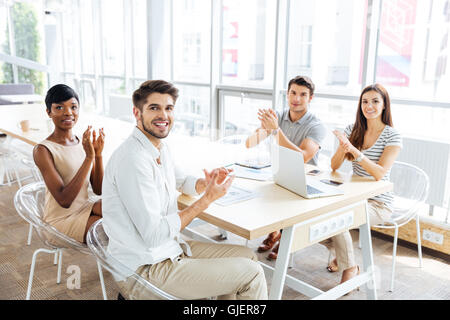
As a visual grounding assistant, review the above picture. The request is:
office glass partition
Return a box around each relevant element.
[286,0,368,95]
[103,77,126,114]
[221,0,276,87]
[100,0,125,76]
[375,0,450,102]
[219,90,272,138]
[172,84,211,138]
[172,0,211,83]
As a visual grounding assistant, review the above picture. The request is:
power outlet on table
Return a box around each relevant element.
[423,229,444,245]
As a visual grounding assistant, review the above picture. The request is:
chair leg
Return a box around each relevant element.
[27,224,33,245]
[11,164,22,188]
[97,260,108,300]
[288,253,294,268]
[53,252,58,265]
[416,215,423,268]
[26,248,58,300]
[57,249,63,284]
[390,225,399,292]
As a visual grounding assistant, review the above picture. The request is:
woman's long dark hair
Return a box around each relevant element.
[346,83,393,160]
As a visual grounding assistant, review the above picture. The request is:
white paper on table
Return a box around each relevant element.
[229,164,273,181]
[214,185,261,206]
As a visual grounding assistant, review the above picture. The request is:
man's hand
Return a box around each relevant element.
[196,167,234,194]
[202,171,235,204]
[258,109,278,132]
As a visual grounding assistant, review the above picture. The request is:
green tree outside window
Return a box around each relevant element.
[1,2,44,94]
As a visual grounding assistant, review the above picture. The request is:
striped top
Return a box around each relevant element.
[344,124,402,208]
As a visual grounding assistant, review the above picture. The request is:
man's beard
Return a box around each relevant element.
[141,115,170,139]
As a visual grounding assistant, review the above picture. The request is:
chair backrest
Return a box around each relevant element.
[14,182,88,251]
[389,161,430,221]
[86,220,181,300]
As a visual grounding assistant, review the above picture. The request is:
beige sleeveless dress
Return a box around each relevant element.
[38,138,95,243]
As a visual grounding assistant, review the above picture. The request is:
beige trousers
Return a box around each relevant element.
[321,200,393,271]
[116,240,268,300]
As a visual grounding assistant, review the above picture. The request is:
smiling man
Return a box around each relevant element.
[102,80,267,300]
[245,76,327,260]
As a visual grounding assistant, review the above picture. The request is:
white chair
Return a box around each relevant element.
[87,219,181,300]
[374,161,430,292]
[20,157,43,246]
[14,182,107,300]
[0,137,24,188]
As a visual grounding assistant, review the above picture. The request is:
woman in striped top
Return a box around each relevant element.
[325,83,402,286]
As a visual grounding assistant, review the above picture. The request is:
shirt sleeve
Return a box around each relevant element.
[305,123,327,147]
[115,154,181,248]
[175,166,200,196]
[385,127,403,149]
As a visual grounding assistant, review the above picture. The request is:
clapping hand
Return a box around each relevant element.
[92,128,105,157]
[82,126,95,159]
[203,170,235,203]
[333,130,358,156]
[203,167,234,185]
[258,109,278,132]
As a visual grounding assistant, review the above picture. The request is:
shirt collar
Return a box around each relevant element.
[132,126,165,160]
[283,110,311,125]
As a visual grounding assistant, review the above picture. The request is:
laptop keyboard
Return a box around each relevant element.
[307,184,323,195]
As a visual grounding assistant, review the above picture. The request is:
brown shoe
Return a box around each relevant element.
[267,243,279,260]
[258,231,281,253]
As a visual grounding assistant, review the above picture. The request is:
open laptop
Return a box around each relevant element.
[272,145,344,199]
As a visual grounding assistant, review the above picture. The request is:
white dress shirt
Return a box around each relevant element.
[102,127,199,278]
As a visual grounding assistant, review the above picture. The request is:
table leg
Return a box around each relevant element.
[359,201,377,300]
[268,226,294,300]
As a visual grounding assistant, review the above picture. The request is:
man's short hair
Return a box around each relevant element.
[133,80,179,111]
[287,76,315,96]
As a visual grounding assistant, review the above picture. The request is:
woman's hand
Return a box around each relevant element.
[92,128,105,157]
[333,130,360,158]
[258,109,278,132]
[82,126,95,160]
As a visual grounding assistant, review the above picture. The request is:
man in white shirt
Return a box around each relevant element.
[102,80,268,300]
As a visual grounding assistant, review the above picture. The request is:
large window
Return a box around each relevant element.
[0,0,46,94]
[172,0,211,83]
[376,0,450,102]
[221,0,276,87]
[100,0,125,76]
[286,0,368,95]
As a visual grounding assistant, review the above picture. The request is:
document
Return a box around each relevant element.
[215,185,260,206]
[229,164,273,181]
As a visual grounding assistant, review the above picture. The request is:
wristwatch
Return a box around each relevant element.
[272,128,279,136]
[355,152,365,163]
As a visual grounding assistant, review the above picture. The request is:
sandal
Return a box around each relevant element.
[341,265,360,295]
[326,258,339,273]
[258,231,281,253]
